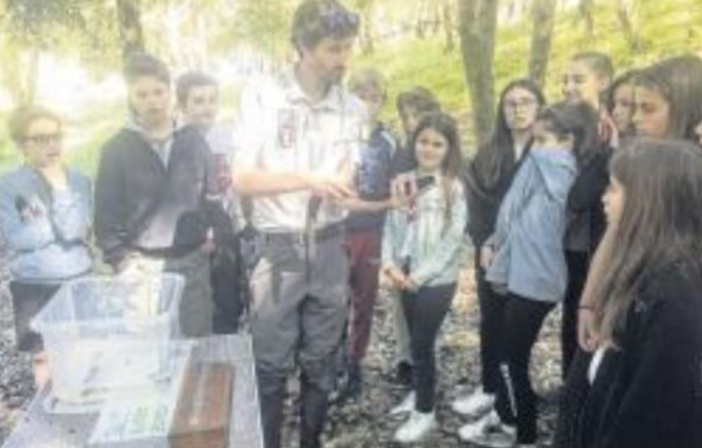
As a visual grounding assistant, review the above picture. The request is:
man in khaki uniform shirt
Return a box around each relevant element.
[233,1,366,447]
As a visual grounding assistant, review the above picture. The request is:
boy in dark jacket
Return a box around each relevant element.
[95,53,217,338]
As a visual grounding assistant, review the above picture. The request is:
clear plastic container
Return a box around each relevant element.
[31,273,185,404]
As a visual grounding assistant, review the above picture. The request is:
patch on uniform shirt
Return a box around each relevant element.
[277,108,297,149]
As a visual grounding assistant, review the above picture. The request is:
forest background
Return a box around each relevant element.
[1,1,702,445]
[0,0,701,175]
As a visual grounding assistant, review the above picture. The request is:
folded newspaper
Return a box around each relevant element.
[87,341,193,446]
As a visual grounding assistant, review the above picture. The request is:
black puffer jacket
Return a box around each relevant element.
[555,260,702,448]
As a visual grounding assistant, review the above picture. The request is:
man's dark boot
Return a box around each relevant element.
[336,362,363,406]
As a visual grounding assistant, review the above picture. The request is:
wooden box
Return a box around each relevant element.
[168,362,234,448]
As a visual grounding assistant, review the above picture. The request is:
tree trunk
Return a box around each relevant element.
[416,0,428,39]
[166,3,182,68]
[617,0,643,53]
[578,0,595,40]
[443,0,455,53]
[195,10,209,68]
[508,0,516,20]
[528,0,556,85]
[458,0,499,147]
[25,47,39,105]
[116,0,145,62]
[2,44,40,106]
[360,0,375,54]
[431,1,442,35]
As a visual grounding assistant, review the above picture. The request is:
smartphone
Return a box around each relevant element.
[403,178,415,196]
[416,176,435,191]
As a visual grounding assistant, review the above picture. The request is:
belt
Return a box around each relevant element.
[133,244,200,259]
[260,223,345,245]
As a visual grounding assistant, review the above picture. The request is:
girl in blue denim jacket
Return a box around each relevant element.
[460,102,599,448]
[382,112,467,443]
[0,106,92,386]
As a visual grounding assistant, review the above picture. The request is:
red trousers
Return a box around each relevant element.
[346,229,382,363]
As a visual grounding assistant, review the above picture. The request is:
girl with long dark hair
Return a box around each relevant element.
[453,79,545,420]
[632,54,702,143]
[556,139,702,448]
[560,52,615,379]
[382,112,467,443]
[460,101,600,448]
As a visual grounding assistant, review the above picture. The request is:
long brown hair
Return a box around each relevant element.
[537,100,600,167]
[410,111,464,234]
[588,138,702,346]
[469,78,545,194]
[634,55,702,143]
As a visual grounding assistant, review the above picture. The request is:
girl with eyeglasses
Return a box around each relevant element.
[461,101,600,448]
[454,79,545,422]
[0,105,93,387]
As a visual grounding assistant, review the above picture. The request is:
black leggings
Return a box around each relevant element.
[494,293,554,445]
[402,283,456,413]
[561,250,590,379]
[9,281,61,353]
[475,248,505,394]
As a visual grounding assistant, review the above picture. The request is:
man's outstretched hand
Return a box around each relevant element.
[308,174,356,200]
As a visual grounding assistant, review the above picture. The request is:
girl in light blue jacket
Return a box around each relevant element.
[460,101,599,448]
[382,112,467,444]
[0,106,92,386]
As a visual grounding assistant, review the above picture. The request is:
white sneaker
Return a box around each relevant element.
[452,386,496,417]
[393,410,437,443]
[458,410,516,447]
[389,391,416,417]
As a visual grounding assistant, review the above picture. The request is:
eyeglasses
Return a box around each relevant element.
[22,132,63,146]
[504,99,537,112]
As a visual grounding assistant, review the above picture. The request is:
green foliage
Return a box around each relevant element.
[356,0,702,150]
[212,0,296,59]
[72,3,121,78]
[0,0,123,99]
[4,0,702,172]
[65,123,116,176]
[3,0,87,44]
[355,39,465,112]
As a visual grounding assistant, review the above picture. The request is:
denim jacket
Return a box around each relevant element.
[382,173,467,288]
[486,148,577,303]
[0,165,92,283]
